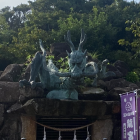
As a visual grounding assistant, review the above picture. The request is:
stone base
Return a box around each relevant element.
[46,89,78,100]
[92,118,113,140]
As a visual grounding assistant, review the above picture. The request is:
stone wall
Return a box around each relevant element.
[0,83,121,140]
[0,81,44,140]
[0,61,138,140]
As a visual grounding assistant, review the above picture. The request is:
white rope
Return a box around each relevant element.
[58,131,62,140]
[22,114,95,132]
[73,130,77,140]
[43,127,46,140]
[86,126,91,140]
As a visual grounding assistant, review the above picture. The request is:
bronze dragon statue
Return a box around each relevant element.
[19,29,115,100]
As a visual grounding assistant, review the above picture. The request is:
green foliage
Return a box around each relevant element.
[46,55,55,60]
[92,0,115,7]
[88,52,101,59]
[46,56,69,72]
[118,18,140,58]
[24,54,34,66]
[84,77,93,86]
[117,17,140,72]
[0,15,15,61]
[113,50,132,62]
[50,6,117,54]
[126,71,139,83]
[107,50,140,70]
[132,68,140,79]
[0,0,140,72]
[56,57,69,72]
[0,4,31,65]
[77,85,86,91]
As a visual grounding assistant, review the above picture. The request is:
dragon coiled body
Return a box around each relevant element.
[19,30,116,100]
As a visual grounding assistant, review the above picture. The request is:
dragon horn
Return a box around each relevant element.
[39,39,46,56]
[78,29,87,51]
[64,30,75,52]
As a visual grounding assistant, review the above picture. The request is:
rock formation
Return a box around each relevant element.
[0,59,138,140]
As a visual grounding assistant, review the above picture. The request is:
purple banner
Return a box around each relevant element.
[138,97,140,140]
[121,92,137,140]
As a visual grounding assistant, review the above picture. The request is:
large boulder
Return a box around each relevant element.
[0,71,3,77]
[97,80,107,89]
[104,78,138,100]
[57,52,68,60]
[0,104,4,126]
[0,81,44,104]
[136,82,140,88]
[0,64,23,82]
[0,82,20,103]
[19,86,44,104]
[79,87,105,100]
[106,64,123,78]
[108,86,138,100]
[19,64,31,81]
[50,42,71,58]
[114,60,129,76]
[6,87,45,113]
[0,114,21,140]
[105,78,137,91]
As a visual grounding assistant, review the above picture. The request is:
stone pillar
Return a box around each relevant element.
[21,115,36,140]
[91,117,113,140]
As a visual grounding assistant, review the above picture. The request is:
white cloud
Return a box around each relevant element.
[126,0,140,2]
[0,0,34,10]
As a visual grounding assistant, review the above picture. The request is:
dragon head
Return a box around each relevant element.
[65,29,87,79]
[54,29,98,78]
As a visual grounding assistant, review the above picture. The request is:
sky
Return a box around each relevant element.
[0,0,34,10]
[0,0,140,10]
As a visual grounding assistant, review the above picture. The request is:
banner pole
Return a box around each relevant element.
[121,90,138,140]
[135,89,138,140]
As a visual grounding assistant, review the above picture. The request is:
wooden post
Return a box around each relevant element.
[21,115,36,140]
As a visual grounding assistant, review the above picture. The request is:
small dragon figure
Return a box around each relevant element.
[19,29,115,100]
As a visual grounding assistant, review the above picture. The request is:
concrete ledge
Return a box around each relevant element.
[14,99,120,117]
